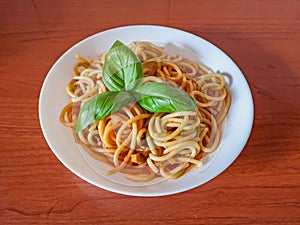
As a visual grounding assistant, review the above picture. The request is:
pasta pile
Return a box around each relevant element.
[60,41,231,181]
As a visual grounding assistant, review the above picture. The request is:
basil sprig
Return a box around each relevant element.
[75,41,196,132]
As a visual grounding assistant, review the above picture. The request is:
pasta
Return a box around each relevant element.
[60,41,231,181]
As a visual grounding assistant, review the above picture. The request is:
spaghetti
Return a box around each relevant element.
[60,41,231,181]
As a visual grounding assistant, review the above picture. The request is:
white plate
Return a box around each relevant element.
[39,25,254,196]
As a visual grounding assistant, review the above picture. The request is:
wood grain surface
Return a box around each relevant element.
[1,0,299,224]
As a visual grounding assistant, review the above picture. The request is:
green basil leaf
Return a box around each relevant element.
[75,91,137,132]
[135,83,196,112]
[102,40,144,91]
[75,92,119,132]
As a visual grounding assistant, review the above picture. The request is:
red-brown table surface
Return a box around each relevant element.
[1,0,299,224]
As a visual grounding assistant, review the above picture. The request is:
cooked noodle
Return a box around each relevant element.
[60,41,231,181]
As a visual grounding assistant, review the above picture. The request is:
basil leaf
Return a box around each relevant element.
[75,91,135,132]
[135,83,196,112]
[103,40,143,91]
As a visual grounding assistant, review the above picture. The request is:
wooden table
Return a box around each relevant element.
[1,0,299,224]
